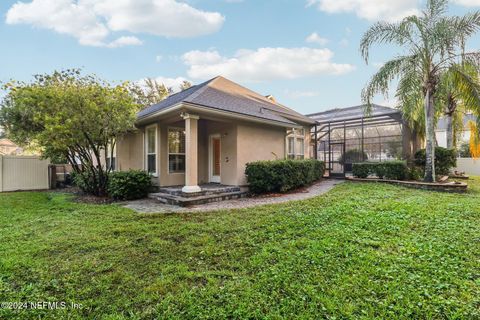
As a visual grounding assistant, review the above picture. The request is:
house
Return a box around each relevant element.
[0,138,23,155]
[435,114,476,148]
[110,76,315,193]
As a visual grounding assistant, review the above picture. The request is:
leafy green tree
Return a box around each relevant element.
[361,0,480,182]
[180,80,192,91]
[129,78,172,108]
[0,69,139,196]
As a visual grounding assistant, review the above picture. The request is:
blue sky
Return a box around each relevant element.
[0,0,479,114]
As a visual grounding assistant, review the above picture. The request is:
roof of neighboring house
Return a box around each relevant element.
[307,104,401,123]
[137,76,315,125]
[436,114,477,131]
[0,138,18,147]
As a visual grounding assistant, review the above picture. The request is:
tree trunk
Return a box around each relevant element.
[445,113,454,149]
[424,87,436,182]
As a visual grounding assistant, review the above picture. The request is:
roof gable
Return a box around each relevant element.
[137,76,314,125]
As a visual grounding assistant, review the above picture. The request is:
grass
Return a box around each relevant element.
[1,178,480,319]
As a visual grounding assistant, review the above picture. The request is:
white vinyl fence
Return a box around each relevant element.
[454,157,480,176]
[0,155,50,192]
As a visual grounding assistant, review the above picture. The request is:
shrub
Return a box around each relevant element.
[374,163,386,179]
[383,161,408,180]
[457,142,471,158]
[338,149,368,165]
[414,147,457,175]
[352,163,371,178]
[245,159,325,194]
[72,170,101,195]
[352,161,408,180]
[107,170,152,200]
[407,166,424,181]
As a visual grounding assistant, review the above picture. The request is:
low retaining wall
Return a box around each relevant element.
[346,177,468,193]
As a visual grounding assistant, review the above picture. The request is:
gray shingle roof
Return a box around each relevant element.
[137,76,314,125]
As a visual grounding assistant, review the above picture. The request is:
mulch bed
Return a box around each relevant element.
[51,187,114,204]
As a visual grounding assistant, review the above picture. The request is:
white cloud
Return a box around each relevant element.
[6,0,224,47]
[155,55,163,62]
[106,36,142,48]
[453,0,480,6]
[306,32,329,45]
[284,89,319,98]
[182,47,355,81]
[307,0,420,22]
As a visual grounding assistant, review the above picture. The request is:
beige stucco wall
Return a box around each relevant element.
[236,123,286,185]
[116,130,144,171]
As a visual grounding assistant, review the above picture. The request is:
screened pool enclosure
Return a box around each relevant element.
[308,104,420,178]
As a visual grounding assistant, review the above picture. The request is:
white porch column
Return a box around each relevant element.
[181,113,201,193]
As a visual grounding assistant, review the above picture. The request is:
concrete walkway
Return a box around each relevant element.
[122,179,343,214]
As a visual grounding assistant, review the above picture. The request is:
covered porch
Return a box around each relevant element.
[142,110,240,192]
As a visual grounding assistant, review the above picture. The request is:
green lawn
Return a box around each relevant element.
[1,179,479,319]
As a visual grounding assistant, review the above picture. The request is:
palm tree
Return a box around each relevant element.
[360,0,480,182]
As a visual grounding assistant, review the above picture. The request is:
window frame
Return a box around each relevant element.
[286,128,305,160]
[145,124,158,177]
[167,126,186,174]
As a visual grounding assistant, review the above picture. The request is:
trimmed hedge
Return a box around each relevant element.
[245,159,325,194]
[107,170,152,200]
[414,147,457,175]
[352,161,408,180]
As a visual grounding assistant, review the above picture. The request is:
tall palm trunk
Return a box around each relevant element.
[445,96,456,149]
[445,113,454,149]
[424,85,436,182]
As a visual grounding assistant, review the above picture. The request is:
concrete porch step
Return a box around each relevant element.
[157,185,241,198]
[148,190,248,207]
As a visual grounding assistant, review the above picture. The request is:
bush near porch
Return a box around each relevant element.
[73,169,152,200]
[245,159,325,194]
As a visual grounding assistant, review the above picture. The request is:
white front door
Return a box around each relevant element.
[209,134,221,183]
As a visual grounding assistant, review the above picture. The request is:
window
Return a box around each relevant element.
[168,128,186,173]
[296,138,304,159]
[145,125,157,176]
[287,137,295,159]
[286,128,305,159]
[106,143,116,171]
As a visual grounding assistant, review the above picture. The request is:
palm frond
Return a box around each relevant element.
[362,55,417,113]
[360,20,415,63]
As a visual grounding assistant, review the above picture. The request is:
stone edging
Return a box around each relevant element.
[345,177,468,193]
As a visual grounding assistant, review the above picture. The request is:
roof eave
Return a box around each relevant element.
[136,102,304,129]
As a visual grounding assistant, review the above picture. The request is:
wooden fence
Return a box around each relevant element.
[0,155,50,192]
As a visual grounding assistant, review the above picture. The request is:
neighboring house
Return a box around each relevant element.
[0,138,23,155]
[435,114,476,148]
[109,76,314,192]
